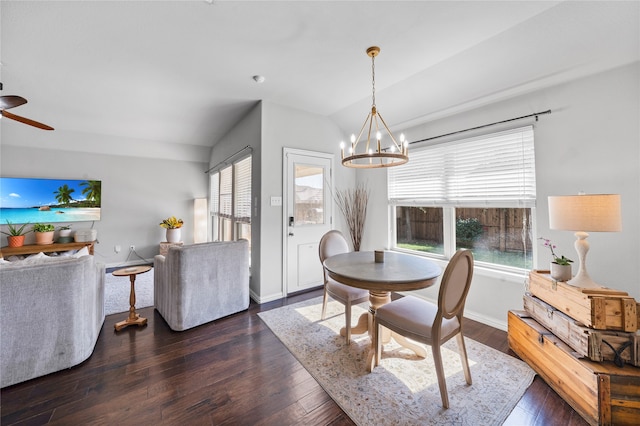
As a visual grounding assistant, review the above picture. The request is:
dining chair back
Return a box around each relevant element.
[373,249,474,408]
[318,230,369,343]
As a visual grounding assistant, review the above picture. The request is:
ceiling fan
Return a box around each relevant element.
[0,82,54,130]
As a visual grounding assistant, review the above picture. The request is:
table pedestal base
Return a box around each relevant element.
[114,313,147,331]
[339,290,427,371]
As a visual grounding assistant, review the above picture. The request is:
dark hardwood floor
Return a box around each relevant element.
[1,288,588,425]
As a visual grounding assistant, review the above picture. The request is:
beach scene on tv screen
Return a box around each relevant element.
[0,177,101,224]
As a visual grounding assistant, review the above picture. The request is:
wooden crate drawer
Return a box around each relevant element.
[523,293,640,366]
[508,310,640,426]
[529,270,638,332]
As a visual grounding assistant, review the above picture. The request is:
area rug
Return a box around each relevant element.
[104,269,154,316]
[258,297,535,426]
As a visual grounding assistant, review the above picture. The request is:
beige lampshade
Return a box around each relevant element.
[548,194,622,232]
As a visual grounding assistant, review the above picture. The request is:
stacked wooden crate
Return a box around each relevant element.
[508,270,640,425]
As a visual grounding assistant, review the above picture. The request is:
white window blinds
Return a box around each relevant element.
[219,166,233,218]
[209,155,252,223]
[388,126,536,208]
[210,172,220,214]
[234,156,252,223]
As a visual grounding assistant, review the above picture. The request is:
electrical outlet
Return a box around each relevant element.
[129,245,135,252]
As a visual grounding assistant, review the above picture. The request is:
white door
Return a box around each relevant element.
[284,149,333,294]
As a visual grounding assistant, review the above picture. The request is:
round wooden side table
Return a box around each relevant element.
[112,265,152,331]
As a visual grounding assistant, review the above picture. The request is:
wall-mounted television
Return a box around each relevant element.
[0,177,101,225]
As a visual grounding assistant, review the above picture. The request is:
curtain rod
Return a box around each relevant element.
[408,110,552,145]
[204,145,252,174]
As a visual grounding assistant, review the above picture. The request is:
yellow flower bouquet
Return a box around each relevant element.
[159,216,183,229]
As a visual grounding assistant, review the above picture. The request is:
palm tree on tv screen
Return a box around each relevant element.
[54,184,75,206]
[80,180,101,207]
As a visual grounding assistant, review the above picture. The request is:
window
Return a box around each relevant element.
[388,126,535,271]
[210,155,252,245]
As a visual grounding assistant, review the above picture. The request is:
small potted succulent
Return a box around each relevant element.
[32,223,56,245]
[1,220,31,248]
[57,224,73,243]
[539,237,573,282]
[159,216,183,243]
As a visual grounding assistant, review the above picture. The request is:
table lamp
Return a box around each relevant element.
[548,194,621,288]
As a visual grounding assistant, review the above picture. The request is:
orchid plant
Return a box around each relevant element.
[539,237,573,266]
[159,216,183,229]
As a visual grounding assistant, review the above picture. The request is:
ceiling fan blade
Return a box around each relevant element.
[1,110,54,130]
[0,95,28,110]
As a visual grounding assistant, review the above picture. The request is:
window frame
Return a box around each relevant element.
[388,126,536,273]
[210,154,252,243]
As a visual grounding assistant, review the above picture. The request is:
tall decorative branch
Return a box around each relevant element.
[334,183,370,252]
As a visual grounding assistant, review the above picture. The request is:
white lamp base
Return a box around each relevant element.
[567,272,602,288]
[566,231,604,289]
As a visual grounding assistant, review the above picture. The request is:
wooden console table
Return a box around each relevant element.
[0,241,96,257]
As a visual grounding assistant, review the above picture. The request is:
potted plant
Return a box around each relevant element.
[32,223,56,245]
[539,237,573,281]
[1,220,31,248]
[159,216,184,243]
[57,225,73,243]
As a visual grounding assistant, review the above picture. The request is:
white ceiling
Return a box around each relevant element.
[1,1,638,161]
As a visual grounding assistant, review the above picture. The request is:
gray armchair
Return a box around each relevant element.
[154,240,250,331]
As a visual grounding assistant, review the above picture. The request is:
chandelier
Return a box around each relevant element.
[340,46,408,168]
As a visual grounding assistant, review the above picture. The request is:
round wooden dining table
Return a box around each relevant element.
[323,250,442,371]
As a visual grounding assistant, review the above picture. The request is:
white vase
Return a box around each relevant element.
[166,228,181,243]
[550,262,572,282]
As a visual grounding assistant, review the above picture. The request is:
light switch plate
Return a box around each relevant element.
[270,196,282,206]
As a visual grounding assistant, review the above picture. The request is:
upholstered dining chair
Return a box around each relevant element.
[319,230,369,344]
[373,249,474,409]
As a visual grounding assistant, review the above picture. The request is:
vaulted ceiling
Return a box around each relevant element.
[1,1,638,161]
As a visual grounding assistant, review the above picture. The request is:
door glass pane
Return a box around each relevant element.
[294,164,324,225]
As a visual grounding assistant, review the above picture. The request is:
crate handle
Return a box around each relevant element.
[602,339,633,368]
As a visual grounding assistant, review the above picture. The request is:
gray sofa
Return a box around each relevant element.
[154,240,250,331]
[0,253,105,388]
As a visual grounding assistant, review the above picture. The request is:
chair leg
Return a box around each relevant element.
[321,287,329,320]
[345,301,352,344]
[456,333,472,385]
[432,343,449,409]
[374,320,382,367]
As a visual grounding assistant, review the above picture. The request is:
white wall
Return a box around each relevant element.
[207,101,355,302]
[1,145,209,267]
[359,62,640,330]
[208,102,262,299]
[257,101,355,302]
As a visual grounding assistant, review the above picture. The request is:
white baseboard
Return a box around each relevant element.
[104,258,153,270]
[251,289,285,304]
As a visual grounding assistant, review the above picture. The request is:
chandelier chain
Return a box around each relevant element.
[371,54,376,108]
